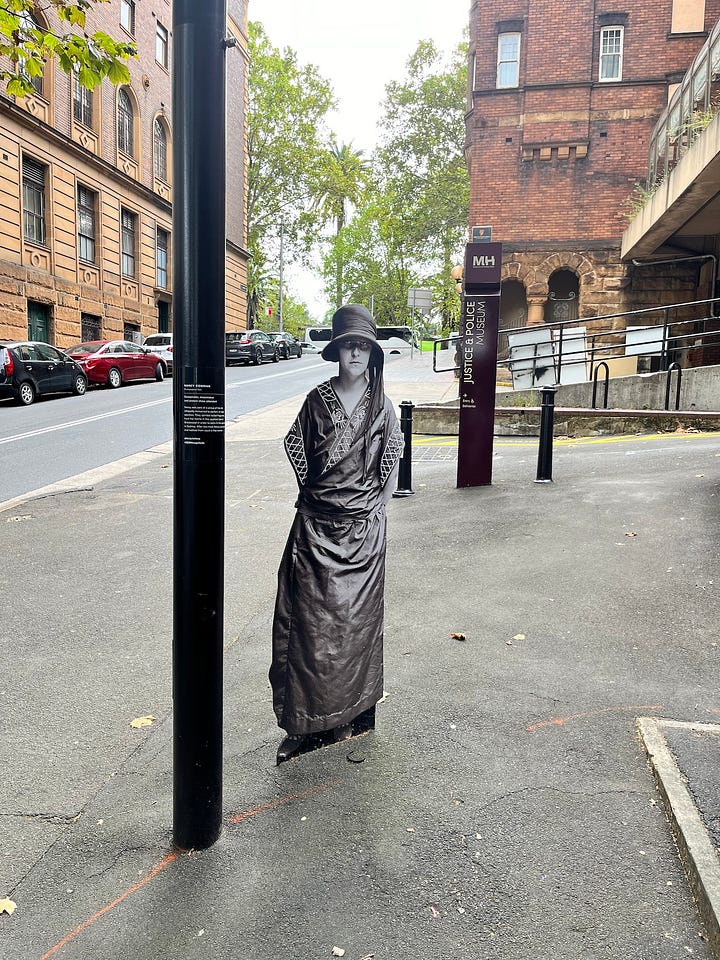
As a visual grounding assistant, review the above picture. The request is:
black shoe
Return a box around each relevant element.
[276,735,306,764]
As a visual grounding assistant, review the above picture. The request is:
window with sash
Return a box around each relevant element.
[154,119,168,180]
[117,88,134,156]
[156,228,169,288]
[156,23,169,68]
[120,0,135,34]
[121,208,137,278]
[599,26,624,81]
[22,156,46,245]
[73,73,93,127]
[496,33,521,88]
[77,185,96,263]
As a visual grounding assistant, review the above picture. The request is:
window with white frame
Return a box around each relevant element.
[156,22,169,68]
[121,208,137,278]
[496,33,521,88]
[120,0,135,34]
[599,26,624,81]
[77,185,96,263]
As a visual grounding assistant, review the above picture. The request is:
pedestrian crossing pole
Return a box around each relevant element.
[172,0,227,850]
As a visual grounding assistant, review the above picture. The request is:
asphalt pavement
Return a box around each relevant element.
[1,351,719,960]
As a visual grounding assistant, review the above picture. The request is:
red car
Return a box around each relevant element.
[65,340,167,388]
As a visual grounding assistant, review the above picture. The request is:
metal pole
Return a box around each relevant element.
[534,386,556,483]
[393,400,415,497]
[172,0,227,851]
[278,217,284,332]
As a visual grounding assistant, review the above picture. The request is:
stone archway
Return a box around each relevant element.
[499,278,528,359]
[544,269,580,323]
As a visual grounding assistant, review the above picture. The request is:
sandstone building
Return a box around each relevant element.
[466,0,720,337]
[0,0,248,348]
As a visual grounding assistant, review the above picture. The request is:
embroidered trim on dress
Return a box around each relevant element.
[380,424,404,487]
[322,383,371,475]
[284,419,308,484]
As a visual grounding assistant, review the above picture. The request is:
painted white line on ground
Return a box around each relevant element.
[0,363,326,446]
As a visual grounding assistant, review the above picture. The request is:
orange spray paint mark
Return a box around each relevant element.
[228,780,341,824]
[526,704,664,732]
[38,780,340,959]
[39,852,177,960]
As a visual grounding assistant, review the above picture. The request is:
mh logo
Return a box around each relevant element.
[473,255,495,268]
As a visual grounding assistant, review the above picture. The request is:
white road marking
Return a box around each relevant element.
[0,362,325,446]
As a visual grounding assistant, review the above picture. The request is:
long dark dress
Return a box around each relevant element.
[270,379,403,735]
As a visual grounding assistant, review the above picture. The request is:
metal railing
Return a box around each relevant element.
[500,296,720,391]
[648,19,720,187]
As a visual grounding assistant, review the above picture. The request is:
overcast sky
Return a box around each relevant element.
[251,0,471,319]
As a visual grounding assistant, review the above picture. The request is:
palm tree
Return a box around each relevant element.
[314,142,369,308]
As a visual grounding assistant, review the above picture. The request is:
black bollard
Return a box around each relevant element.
[393,400,415,497]
[534,386,557,483]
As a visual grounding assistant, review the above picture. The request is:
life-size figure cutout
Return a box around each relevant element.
[270,305,403,763]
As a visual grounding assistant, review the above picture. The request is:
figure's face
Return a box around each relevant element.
[337,338,371,379]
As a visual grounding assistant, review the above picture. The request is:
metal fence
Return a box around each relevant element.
[648,20,720,187]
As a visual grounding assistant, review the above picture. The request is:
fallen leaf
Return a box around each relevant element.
[512,633,526,641]
[0,897,16,916]
[451,632,466,641]
[130,715,155,729]
[332,948,346,958]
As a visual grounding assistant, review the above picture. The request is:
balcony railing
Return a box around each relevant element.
[648,20,720,187]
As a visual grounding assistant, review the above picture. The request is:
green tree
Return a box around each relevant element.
[323,188,417,325]
[314,141,369,308]
[0,0,135,97]
[246,21,334,327]
[373,38,469,329]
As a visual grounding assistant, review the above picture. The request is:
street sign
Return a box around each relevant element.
[456,241,502,488]
[471,225,493,243]
[407,287,433,312]
[464,242,502,289]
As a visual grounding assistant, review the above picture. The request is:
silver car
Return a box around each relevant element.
[143,333,173,374]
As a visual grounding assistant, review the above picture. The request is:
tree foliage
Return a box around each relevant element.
[325,38,469,331]
[0,0,135,97]
[313,141,369,308]
[246,20,335,326]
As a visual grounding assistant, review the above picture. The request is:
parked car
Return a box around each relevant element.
[225,330,280,366]
[65,340,167,388]
[143,332,173,374]
[0,341,87,405]
[268,331,302,359]
[299,341,321,354]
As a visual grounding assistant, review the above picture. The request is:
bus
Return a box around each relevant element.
[304,325,417,355]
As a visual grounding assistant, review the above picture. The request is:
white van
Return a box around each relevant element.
[304,325,416,356]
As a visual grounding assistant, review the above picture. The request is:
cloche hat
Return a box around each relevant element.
[321,304,383,364]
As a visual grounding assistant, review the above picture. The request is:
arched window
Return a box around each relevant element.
[18,11,44,96]
[153,118,168,180]
[117,88,134,156]
[544,269,579,323]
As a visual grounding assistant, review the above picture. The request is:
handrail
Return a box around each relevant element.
[665,362,682,411]
[591,362,610,409]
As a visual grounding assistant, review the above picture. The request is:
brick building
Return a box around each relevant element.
[466,0,720,336]
[0,0,248,348]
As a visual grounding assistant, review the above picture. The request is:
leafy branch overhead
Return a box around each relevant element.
[0,0,136,98]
